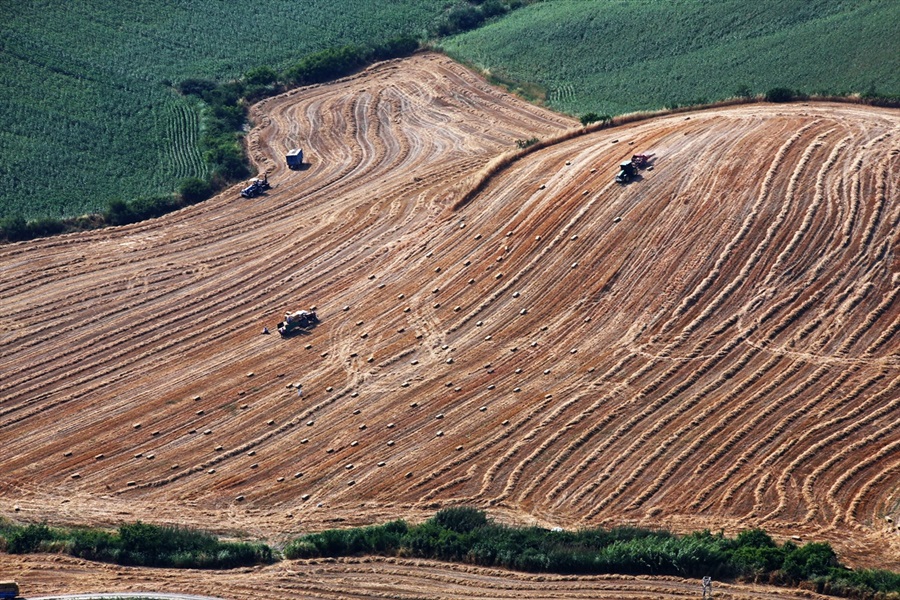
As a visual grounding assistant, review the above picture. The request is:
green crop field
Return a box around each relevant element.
[0,0,458,220]
[4,0,897,223]
[440,0,900,117]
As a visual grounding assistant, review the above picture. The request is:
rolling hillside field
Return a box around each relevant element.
[2,53,900,597]
[440,0,900,115]
[0,0,455,221]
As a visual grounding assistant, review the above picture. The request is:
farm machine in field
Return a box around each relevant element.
[616,153,654,183]
[277,309,319,337]
[286,148,304,169]
[241,173,271,198]
[0,581,20,600]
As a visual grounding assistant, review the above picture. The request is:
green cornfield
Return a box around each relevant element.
[440,0,900,116]
[0,0,460,219]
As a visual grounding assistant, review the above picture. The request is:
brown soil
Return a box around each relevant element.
[1,52,899,594]
[4,553,834,600]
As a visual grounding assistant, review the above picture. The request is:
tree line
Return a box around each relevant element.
[3,508,900,598]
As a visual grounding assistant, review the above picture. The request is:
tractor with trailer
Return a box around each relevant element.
[0,581,19,600]
[615,153,654,183]
[277,309,319,337]
[286,148,304,169]
[241,173,271,198]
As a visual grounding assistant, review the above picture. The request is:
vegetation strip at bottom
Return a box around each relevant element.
[4,509,900,599]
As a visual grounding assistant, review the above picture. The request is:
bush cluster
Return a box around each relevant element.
[283,508,898,599]
[0,519,272,569]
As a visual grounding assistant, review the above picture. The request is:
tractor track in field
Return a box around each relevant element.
[1,52,900,596]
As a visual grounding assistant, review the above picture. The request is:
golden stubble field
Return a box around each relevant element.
[1,53,899,597]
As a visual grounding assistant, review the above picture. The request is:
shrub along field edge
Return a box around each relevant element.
[3,509,899,598]
[0,519,273,569]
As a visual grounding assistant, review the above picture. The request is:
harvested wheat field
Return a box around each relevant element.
[2,52,900,594]
[6,552,839,600]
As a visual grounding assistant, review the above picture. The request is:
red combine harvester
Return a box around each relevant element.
[616,153,655,183]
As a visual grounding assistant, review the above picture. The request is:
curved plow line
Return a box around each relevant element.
[419,463,481,503]
[687,179,887,509]
[795,370,887,524]
[847,455,900,525]
[414,364,568,504]
[856,139,891,253]
[716,364,830,509]
[763,137,847,286]
[418,394,560,502]
[126,377,358,492]
[576,330,753,514]
[688,274,842,478]
[664,127,829,354]
[708,282,868,503]
[746,365,859,519]
[496,386,617,504]
[538,356,705,506]
[795,372,900,524]
[836,285,900,356]
[471,395,561,503]
[660,123,819,333]
[484,353,639,502]
[686,360,803,506]
[828,423,900,526]
[624,344,768,510]
[605,133,854,514]
[535,357,666,503]
[452,173,619,332]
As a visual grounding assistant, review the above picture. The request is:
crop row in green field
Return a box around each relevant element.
[440,0,900,116]
[0,0,463,220]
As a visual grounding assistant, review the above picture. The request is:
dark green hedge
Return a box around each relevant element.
[0,519,273,569]
[284,508,896,599]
